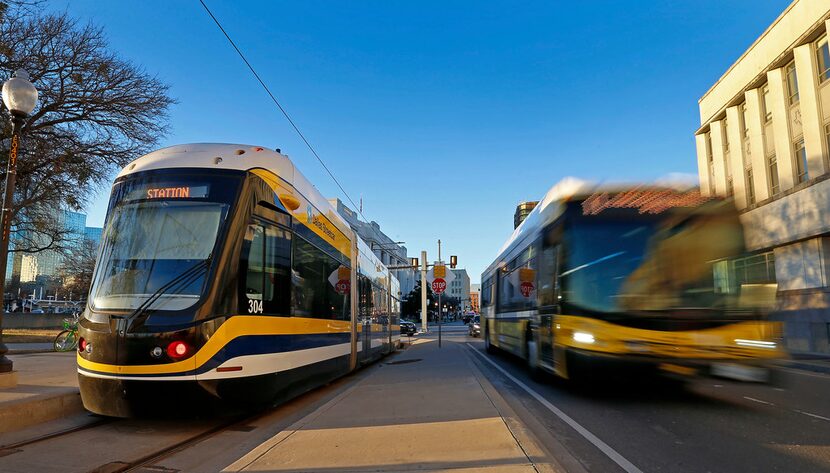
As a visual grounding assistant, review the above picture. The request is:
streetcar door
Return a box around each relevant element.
[358,276,373,365]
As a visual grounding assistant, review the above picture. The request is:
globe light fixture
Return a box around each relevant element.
[2,70,38,118]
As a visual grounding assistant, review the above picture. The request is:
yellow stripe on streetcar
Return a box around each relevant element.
[77,316,351,375]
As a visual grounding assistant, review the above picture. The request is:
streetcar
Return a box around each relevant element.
[77,143,401,417]
[481,179,785,383]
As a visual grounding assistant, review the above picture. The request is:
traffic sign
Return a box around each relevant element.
[427,263,455,284]
[431,278,447,294]
[328,266,351,295]
[335,279,350,295]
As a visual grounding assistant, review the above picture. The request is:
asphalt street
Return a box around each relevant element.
[461,331,830,473]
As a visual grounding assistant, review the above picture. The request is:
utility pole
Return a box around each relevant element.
[420,250,427,333]
[437,239,442,348]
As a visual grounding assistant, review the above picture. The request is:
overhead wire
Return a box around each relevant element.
[197,0,370,223]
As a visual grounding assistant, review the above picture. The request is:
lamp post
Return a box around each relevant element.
[0,70,38,376]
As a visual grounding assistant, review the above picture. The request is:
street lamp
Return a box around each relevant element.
[0,70,38,376]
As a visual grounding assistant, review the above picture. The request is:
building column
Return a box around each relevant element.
[794,42,828,177]
[710,120,728,195]
[726,105,748,208]
[767,68,796,191]
[745,88,772,201]
[695,133,712,196]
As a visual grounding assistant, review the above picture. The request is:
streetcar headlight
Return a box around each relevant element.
[734,339,777,349]
[573,332,595,344]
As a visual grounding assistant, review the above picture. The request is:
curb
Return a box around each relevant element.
[0,389,85,434]
[778,360,830,375]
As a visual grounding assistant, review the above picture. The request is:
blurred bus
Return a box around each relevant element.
[481,180,784,383]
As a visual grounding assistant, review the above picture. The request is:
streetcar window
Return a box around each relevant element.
[240,223,290,316]
[90,201,227,311]
[244,225,266,302]
[292,237,351,321]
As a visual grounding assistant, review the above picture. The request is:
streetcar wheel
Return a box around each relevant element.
[54,330,76,352]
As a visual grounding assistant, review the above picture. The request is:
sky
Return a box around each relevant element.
[49,0,790,283]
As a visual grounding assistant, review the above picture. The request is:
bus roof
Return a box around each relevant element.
[482,178,718,278]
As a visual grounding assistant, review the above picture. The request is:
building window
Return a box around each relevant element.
[745,168,755,205]
[767,154,780,196]
[741,103,750,138]
[794,138,808,184]
[817,36,830,83]
[726,176,734,197]
[713,252,776,295]
[786,62,799,105]
[762,85,772,122]
[706,133,715,194]
[825,123,830,171]
[722,119,729,153]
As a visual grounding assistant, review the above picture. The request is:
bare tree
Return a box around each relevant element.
[0,2,174,257]
[58,238,97,298]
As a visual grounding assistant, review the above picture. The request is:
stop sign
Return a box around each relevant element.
[431,278,447,294]
[335,279,350,295]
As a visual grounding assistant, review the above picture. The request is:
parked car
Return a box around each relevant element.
[468,315,481,337]
[400,320,417,336]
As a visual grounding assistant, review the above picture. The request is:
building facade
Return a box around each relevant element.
[448,268,471,311]
[7,210,103,284]
[514,201,538,229]
[694,0,830,353]
[469,283,481,313]
[84,227,103,247]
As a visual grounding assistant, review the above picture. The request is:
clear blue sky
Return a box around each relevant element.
[51,0,789,283]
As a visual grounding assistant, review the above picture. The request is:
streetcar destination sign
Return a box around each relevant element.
[128,184,210,200]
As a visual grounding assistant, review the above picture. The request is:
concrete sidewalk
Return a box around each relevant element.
[0,352,81,434]
[225,338,556,473]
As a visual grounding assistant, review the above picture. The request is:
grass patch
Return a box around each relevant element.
[3,328,62,343]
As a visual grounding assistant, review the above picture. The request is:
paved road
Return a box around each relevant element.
[463,334,830,473]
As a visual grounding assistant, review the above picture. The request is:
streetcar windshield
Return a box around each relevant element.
[90,201,228,311]
[562,211,746,315]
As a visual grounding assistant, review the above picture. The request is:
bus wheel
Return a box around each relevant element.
[484,328,497,354]
[526,338,544,381]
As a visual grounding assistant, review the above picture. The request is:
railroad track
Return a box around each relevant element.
[88,410,268,473]
[0,417,115,457]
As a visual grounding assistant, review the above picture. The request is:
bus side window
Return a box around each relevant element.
[539,245,559,307]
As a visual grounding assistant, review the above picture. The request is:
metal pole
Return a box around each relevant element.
[0,116,23,373]
[436,239,443,348]
[420,250,427,333]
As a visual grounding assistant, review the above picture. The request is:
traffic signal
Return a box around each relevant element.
[409,257,419,269]
[450,255,458,268]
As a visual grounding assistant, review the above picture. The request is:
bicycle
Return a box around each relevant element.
[54,315,79,352]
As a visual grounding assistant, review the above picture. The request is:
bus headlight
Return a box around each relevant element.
[734,339,777,349]
[573,332,595,344]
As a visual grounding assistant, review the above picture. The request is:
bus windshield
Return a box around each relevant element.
[90,200,228,311]
[561,211,746,315]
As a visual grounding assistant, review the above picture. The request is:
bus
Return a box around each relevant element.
[481,179,784,383]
